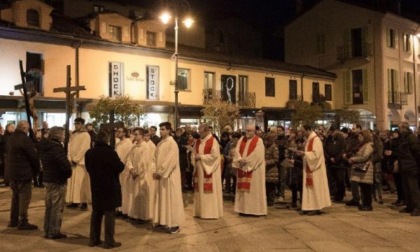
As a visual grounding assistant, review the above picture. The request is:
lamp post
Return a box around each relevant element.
[160,4,193,129]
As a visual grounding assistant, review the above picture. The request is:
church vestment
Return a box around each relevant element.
[302,131,331,211]
[234,136,267,215]
[115,138,133,215]
[153,136,184,228]
[66,129,91,204]
[192,134,223,219]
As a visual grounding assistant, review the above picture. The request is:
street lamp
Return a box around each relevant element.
[160,5,194,129]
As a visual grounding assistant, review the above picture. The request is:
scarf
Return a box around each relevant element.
[305,136,317,187]
[237,136,259,192]
[193,136,215,193]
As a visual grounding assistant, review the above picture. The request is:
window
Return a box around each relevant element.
[386,28,396,48]
[265,77,275,97]
[387,69,398,104]
[325,84,332,101]
[316,34,325,54]
[177,68,190,91]
[26,52,43,94]
[204,72,215,101]
[108,25,122,42]
[238,76,248,106]
[289,80,298,100]
[351,28,363,57]
[312,82,320,102]
[27,9,40,27]
[344,69,368,104]
[403,33,412,52]
[146,31,156,47]
[403,72,413,94]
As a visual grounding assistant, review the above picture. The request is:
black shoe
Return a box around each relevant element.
[47,233,67,239]
[305,210,322,216]
[345,200,359,207]
[18,223,38,230]
[410,210,420,216]
[66,203,78,208]
[395,201,405,206]
[168,226,180,234]
[358,205,373,211]
[399,207,413,213]
[104,242,122,249]
[88,240,103,247]
[80,203,88,211]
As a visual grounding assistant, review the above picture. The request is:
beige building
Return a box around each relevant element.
[285,0,420,130]
[0,0,336,132]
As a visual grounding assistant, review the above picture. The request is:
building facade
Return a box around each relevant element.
[0,0,336,132]
[285,0,420,130]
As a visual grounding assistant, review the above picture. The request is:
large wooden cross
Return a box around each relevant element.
[53,65,86,152]
[99,110,124,149]
[14,60,37,140]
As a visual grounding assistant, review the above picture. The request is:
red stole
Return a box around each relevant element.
[237,136,259,192]
[193,137,215,193]
[305,136,317,187]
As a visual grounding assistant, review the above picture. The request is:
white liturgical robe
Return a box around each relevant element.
[66,130,91,204]
[302,131,331,211]
[115,138,133,214]
[192,134,223,219]
[234,136,267,215]
[153,136,184,228]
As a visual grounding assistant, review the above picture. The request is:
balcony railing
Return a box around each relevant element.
[337,42,372,62]
[388,92,408,109]
[203,89,256,108]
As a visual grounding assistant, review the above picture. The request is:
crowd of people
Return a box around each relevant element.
[1,118,420,249]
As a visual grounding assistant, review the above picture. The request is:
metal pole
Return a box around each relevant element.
[174,16,179,129]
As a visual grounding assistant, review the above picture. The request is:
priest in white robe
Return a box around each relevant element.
[66,117,92,210]
[191,124,223,219]
[298,125,331,215]
[153,122,184,234]
[115,127,133,216]
[234,124,267,216]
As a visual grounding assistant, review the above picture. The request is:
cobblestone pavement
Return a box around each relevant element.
[0,186,419,251]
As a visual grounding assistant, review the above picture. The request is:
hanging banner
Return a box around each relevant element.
[221,75,236,104]
[147,65,159,100]
[109,62,124,97]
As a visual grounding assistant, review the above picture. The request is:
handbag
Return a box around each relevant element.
[354,162,370,173]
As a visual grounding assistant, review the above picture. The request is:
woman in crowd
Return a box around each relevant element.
[347,130,374,211]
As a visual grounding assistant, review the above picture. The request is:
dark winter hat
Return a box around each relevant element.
[340,127,349,134]
[74,117,85,124]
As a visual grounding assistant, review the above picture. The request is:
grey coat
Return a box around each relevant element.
[350,142,374,185]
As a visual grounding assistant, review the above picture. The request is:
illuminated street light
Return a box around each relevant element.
[160,2,193,129]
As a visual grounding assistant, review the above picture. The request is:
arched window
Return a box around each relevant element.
[27,9,40,27]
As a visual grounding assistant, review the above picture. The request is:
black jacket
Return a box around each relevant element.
[324,133,346,167]
[398,131,420,175]
[85,141,124,211]
[37,138,72,184]
[6,130,40,181]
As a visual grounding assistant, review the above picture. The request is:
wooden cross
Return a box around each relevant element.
[99,110,124,149]
[14,60,37,140]
[53,65,86,152]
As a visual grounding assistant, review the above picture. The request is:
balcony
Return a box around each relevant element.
[388,92,408,109]
[203,89,255,108]
[337,42,372,62]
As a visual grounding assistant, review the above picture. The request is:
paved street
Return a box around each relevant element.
[1,186,420,251]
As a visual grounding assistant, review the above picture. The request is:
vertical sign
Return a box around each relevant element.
[147,65,159,100]
[109,62,123,97]
[221,75,236,104]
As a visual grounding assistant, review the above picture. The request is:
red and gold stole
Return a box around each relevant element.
[305,136,317,187]
[237,136,259,192]
[193,137,215,193]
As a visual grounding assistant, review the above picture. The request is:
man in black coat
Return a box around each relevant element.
[397,122,420,216]
[37,126,72,239]
[6,120,40,230]
[85,130,124,249]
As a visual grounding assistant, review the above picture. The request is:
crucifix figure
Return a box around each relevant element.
[53,65,86,152]
[99,109,124,149]
[14,60,38,140]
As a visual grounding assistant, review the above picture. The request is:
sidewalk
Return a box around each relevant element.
[1,187,420,251]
